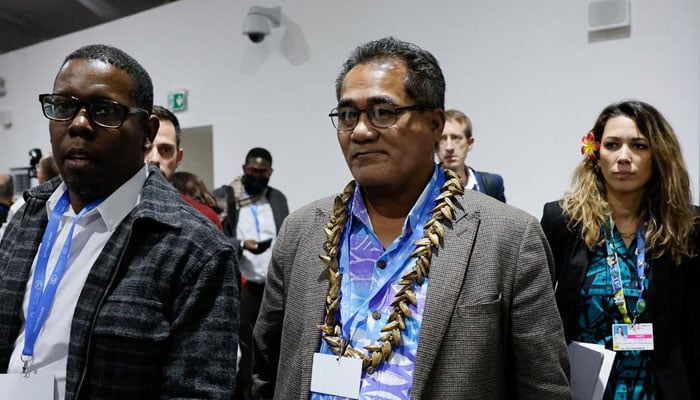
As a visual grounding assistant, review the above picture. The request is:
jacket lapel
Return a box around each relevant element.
[298,205,336,399]
[411,197,480,398]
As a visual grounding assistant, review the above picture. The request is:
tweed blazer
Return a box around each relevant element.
[253,188,571,399]
[0,166,239,399]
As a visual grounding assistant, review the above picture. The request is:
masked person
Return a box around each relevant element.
[213,147,289,400]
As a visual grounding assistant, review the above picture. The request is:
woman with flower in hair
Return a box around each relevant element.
[541,100,700,399]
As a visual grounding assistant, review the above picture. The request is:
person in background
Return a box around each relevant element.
[252,36,569,399]
[0,173,13,225]
[436,109,506,202]
[37,153,60,184]
[170,170,222,213]
[541,100,700,399]
[145,105,223,232]
[213,147,289,400]
[0,44,239,399]
[0,154,59,241]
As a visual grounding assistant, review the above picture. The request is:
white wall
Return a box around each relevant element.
[0,0,697,218]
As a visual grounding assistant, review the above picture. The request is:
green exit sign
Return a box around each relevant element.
[167,90,187,112]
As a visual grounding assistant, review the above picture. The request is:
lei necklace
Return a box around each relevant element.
[317,169,464,372]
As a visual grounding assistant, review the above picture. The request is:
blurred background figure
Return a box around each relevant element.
[0,154,59,240]
[214,147,289,400]
[169,170,224,232]
[0,173,13,225]
[36,154,59,184]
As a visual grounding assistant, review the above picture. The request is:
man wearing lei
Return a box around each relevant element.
[252,37,570,400]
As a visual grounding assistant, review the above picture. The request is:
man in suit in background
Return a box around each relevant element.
[252,36,569,399]
[437,109,506,202]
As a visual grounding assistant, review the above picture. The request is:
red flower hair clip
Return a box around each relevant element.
[580,132,600,161]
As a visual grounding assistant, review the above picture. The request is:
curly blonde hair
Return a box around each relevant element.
[562,100,695,265]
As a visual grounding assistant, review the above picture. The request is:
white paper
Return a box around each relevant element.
[0,373,57,400]
[568,341,616,400]
[310,353,362,399]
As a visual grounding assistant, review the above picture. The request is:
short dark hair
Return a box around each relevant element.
[152,105,182,148]
[62,44,153,112]
[246,147,272,165]
[0,173,13,199]
[335,36,445,109]
[38,155,60,180]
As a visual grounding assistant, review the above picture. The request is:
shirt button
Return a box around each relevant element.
[377,260,386,269]
[366,366,376,375]
[372,311,381,320]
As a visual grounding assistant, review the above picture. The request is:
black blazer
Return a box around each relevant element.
[541,201,700,399]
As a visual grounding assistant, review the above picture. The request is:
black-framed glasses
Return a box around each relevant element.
[39,93,149,129]
[329,103,430,131]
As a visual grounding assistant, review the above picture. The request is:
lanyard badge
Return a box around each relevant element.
[605,216,647,325]
[21,191,104,374]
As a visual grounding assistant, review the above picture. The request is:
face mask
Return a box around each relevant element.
[242,174,269,196]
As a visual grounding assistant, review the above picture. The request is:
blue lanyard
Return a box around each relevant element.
[245,190,261,240]
[22,191,104,365]
[605,215,647,324]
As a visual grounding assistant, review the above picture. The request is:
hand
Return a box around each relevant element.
[243,239,272,255]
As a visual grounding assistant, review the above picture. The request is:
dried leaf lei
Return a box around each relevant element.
[317,169,464,372]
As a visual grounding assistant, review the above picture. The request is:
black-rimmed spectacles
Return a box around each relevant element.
[329,103,429,131]
[39,93,149,129]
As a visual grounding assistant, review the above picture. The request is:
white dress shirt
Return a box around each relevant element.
[236,195,276,283]
[6,165,148,400]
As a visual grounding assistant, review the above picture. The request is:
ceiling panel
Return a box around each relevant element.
[0,0,177,55]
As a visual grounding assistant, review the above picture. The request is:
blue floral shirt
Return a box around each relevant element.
[312,166,445,400]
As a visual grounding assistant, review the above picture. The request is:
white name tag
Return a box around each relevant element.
[310,353,362,399]
[612,323,654,351]
[0,373,57,399]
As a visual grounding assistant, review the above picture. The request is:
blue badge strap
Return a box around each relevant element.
[22,192,104,359]
[605,215,647,324]
[632,226,647,321]
[245,189,261,240]
[250,204,260,240]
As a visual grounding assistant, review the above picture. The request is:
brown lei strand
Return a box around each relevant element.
[317,169,464,371]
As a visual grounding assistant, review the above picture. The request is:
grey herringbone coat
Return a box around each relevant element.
[0,166,239,399]
[252,188,571,399]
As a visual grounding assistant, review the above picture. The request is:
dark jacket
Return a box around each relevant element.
[0,166,239,399]
[541,200,700,399]
[474,170,506,203]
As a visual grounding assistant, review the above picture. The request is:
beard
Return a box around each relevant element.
[62,172,107,206]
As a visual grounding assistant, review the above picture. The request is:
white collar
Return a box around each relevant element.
[46,164,148,231]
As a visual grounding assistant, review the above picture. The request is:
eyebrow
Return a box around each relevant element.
[603,135,648,142]
[337,96,400,108]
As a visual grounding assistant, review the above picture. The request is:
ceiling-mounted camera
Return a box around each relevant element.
[242,6,281,43]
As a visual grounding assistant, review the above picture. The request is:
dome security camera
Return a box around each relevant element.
[242,6,281,43]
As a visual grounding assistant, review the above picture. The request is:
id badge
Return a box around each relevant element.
[0,373,57,400]
[310,353,362,398]
[612,323,654,351]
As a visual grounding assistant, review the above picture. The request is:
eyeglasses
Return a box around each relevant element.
[39,93,149,129]
[329,103,429,131]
